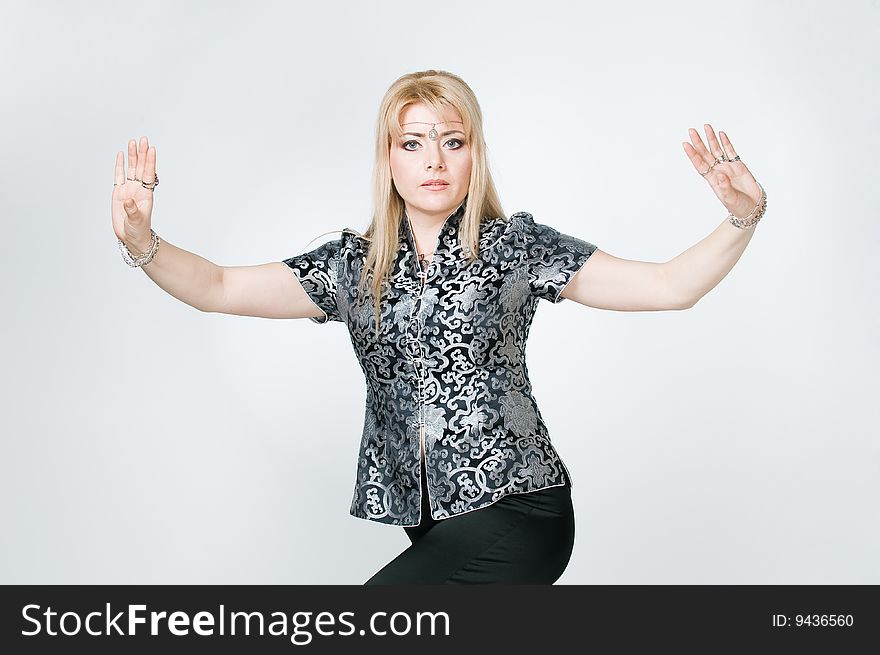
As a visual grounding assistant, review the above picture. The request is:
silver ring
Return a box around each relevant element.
[700,153,742,177]
[140,173,159,190]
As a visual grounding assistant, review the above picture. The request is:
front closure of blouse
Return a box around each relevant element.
[401,203,464,521]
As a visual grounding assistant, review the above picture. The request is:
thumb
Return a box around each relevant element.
[123,198,138,217]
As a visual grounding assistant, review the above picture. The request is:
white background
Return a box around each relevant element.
[1,0,877,584]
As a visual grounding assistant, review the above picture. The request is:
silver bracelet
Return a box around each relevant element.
[727,182,767,230]
[118,229,161,267]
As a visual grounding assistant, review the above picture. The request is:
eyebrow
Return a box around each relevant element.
[401,130,465,138]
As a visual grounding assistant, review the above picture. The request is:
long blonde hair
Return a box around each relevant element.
[311,70,506,337]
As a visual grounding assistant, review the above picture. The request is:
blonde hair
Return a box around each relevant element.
[310,69,506,337]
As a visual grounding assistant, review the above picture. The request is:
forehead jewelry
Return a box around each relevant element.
[401,120,463,141]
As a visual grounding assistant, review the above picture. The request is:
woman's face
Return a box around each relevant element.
[389,102,472,223]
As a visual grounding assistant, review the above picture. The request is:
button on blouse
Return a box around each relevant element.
[282,202,597,526]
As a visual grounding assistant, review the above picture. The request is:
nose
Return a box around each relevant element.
[425,142,445,169]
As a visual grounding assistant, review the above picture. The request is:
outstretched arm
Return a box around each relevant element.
[560,250,682,311]
[561,124,765,311]
[213,262,326,319]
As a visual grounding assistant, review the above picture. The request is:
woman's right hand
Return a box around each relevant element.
[112,136,158,253]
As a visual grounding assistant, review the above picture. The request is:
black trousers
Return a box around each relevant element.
[364,457,575,585]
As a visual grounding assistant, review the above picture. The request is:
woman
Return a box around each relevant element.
[111,70,766,585]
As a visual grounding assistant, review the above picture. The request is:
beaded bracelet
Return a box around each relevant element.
[728,182,767,230]
[118,229,161,267]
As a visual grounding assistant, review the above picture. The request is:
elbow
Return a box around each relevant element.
[668,291,698,311]
[662,265,698,311]
[677,295,699,310]
[667,286,698,310]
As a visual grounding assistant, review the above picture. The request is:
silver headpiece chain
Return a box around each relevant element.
[401,120,463,141]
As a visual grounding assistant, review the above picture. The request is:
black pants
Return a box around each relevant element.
[364,457,575,585]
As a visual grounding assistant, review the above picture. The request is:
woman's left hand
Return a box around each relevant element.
[683,124,762,219]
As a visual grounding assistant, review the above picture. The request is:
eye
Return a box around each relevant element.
[401,138,466,151]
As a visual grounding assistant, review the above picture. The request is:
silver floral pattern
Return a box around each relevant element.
[282,201,597,526]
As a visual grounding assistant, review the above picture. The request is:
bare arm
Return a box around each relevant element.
[663,216,757,308]
[130,236,223,312]
[130,238,323,320]
[560,248,686,311]
[208,262,325,319]
[560,214,756,312]
[112,137,323,319]
[562,124,762,312]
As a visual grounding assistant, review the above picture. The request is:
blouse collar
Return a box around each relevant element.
[399,199,466,241]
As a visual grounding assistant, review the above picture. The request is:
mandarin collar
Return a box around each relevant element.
[399,200,466,243]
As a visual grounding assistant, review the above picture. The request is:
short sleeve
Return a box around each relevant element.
[524,215,598,303]
[282,237,344,324]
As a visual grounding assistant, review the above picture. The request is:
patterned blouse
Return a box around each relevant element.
[282,200,597,527]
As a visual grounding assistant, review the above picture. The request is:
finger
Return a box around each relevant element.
[688,127,714,167]
[703,123,725,160]
[144,146,157,184]
[123,196,139,218]
[114,150,125,186]
[718,130,753,179]
[719,131,738,159]
[127,139,137,179]
[135,136,149,181]
[682,142,711,175]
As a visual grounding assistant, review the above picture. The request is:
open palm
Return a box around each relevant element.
[111,136,158,245]
[683,124,762,219]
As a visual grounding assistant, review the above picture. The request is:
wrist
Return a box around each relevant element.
[124,235,152,256]
[118,229,161,268]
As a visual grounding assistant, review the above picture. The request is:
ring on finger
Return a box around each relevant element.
[700,153,741,176]
[141,173,159,190]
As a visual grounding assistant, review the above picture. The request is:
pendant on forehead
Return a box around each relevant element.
[428,123,438,140]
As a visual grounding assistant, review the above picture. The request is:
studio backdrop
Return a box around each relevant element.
[1,0,877,584]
